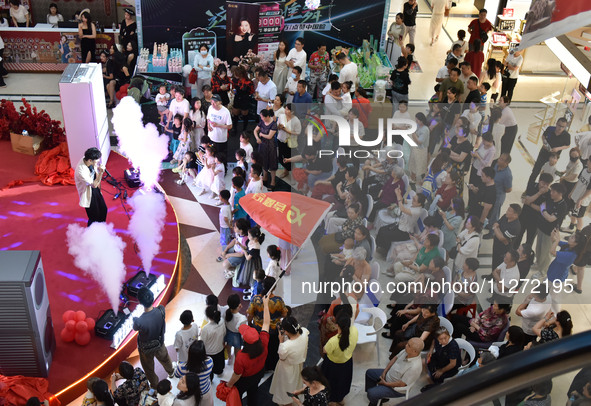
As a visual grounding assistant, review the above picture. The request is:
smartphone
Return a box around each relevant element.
[286,392,297,397]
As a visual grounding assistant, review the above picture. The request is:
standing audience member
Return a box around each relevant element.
[78,11,96,63]
[173,310,199,377]
[501,49,524,102]
[290,366,330,406]
[337,51,358,92]
[515,291,552,344]
[488,250,520,304]
[133,287,174,388]
[390,56,411,114]
[308,44,330,100]
[273,40,289,95]
[567,158,591,231]
[488,204,521,271]
[206,94,232,157]
[185,341,214,405]
[111,361,149,406]
[514,173,553,249]
[402,0,419,44]
[193,44,214,99]
[468,9,492,50]
[498,96,519,155]
[486,153,513,235]
[429,0,449,45]
[173,373,201,406]
[286,37,307,78]
[201,305,226,378]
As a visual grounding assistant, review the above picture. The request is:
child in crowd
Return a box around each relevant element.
[540,152,558,181]
[322,74,339,97]
[155,84,170,117]
[240,132,254,164]
[265,244,283,297]
[189,98,206,150]
[167,114,183,157]
[235,148,249,174]
[172,117,193,166]
[174,151,198,185]
[245,163,263,195]
[330,238,355,262]
[235,227,265,290]
[211,152,226,203]
[244,268,266,301]
[219,190,232,251]
[194,145,216,193]
[429,84,441,104]
[173,310,199,377]
[201,305,226,378]
[156,380,175,406]
[223,294,247,363]
[479,82,491,114]
[82,377,100,406]
[230,166,247,207]
[159,86,176,126]
[231,176,248,220]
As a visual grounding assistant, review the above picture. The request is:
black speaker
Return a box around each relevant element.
[0,251,56,377]
[124,168,141,188]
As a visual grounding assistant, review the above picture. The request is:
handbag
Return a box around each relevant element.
[449,234,478,259]
[138,306,165,355]
[479,22,488,44]
[188,68,197,84]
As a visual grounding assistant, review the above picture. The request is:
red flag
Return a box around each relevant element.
[239,192,331,247]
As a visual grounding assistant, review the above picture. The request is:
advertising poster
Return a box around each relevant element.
[520,0,591,49]
[182,28,218,66]
[281,0,387,52]
[226,1,260,61]
[258,2,284,59]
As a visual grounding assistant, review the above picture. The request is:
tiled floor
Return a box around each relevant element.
[2,13,590,405]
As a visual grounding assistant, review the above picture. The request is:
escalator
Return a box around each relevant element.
[399,330,591,405]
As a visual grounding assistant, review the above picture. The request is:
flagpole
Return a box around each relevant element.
[266,244,304,296]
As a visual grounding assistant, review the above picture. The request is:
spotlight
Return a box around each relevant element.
[126,270,157,298]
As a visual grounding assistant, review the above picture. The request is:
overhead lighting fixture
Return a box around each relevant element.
[305,0,321,11]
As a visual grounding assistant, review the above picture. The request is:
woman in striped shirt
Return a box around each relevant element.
[186,340,214,405]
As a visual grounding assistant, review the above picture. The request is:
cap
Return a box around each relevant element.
[211,94,222,102]
[239,324,260,344]
[124,8,135,16]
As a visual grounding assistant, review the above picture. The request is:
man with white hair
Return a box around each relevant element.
[365,337,424,405]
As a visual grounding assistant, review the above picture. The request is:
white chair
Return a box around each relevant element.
[366,194,374,218]
[355,307,388,365]
[362,218,368,228]
[402,174,410,196]
[442,266,452,283]
[438,246,447,260]
[370,261,380,280]
[438,316,454,336]
[413,208,429,234]
[369,234,376,260]
[381,380,416,404]
[455,338,476,372]
[438,290,455,317]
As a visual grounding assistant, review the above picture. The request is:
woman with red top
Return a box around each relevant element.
[464,39,485,78]
[211,64,232,106]
[227,294,271,406]
[352,88,372,128]
[230,65,255,134]
[450,301,511,343]
[435,171,459,211]
[367,165,406,224]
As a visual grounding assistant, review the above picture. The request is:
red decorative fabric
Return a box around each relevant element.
[291,167,308,190]
[0,375,60,406]
[116,84,130,101]
[215,382,241,405]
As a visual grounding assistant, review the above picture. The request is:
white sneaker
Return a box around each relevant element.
[531,271,544,279]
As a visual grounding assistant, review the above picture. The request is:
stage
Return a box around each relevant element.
[0,140,181,404]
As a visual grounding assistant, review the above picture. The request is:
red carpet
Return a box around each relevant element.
[0,140,179,399]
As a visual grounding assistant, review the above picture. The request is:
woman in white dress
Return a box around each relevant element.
[269,317,310,406]
[430,0,450,45]
[409,112,430,183]
[273,40,289,95]
[387,13,405,64]
[189,98,206,151]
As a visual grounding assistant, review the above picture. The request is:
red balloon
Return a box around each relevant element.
[75,310,86,322]
[85,318,96,331]
[76,321,88,333]
[62,310,76,323]
[75,331,91,346]
[60,327,75,342]
[65,320,76,331]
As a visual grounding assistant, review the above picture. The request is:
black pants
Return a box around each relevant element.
[450,314,483,341]
[501,77,518,102]
[514,212,538,250]
[235,369,264,406]
[501,125,518,155]
[277,140,291,171]
[368,201,388,223]
[527,148,551,189]
[0,48,6,83]
[86,188,107,227]
[491,243,507,271]
[212,140,228,161]
[209,349,225,379]
[376,224,410,252]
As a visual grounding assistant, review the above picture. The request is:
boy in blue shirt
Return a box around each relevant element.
[232,176,248,220]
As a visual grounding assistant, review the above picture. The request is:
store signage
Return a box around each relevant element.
[503,8,514,17]
[258,3,284,59]
[284,22,330,31]
[182,28,217,65]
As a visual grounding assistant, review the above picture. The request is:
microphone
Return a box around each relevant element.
[113,192,121,200]
[105,168,114,179]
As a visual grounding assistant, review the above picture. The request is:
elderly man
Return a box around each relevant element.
[365,337,424,406]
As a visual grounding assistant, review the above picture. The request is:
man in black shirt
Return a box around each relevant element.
[514,173,553,250]
[284,146,333,193]
[527,117,570,188]
[133,287,174,387]
[533,182,568,279]
[467,166,496,225]
[491,204,521,270]
[463,77,481,111]
[403,0,418,44]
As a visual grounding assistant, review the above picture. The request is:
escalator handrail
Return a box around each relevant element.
[398,330,591,405]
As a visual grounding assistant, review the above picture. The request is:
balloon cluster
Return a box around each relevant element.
[60,310,95,346]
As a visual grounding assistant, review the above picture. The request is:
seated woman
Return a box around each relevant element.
[386,234,441,284]
[387,215,441,264]
[326,183,368,226]
[339,247,371,300]
[367,165,406,224]
[432,171,459,214]
[388,304,440,357]
[438,196,465,254]
[311,156,349,200]
[376,189,427,256]
[496,325,525,359]
[450,301,511,343]
[323,165,359,213]
[451,257,479,312]
[423,327,462,390]
[362,148,401,199]
[319,203,364,255]
[531,309,573,344]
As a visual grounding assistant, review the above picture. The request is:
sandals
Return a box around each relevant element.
[216,256,224,262]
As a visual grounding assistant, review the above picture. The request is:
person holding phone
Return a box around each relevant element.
[74,147,107,227]
[289,366,329,406]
